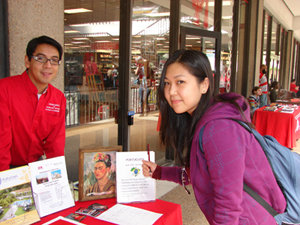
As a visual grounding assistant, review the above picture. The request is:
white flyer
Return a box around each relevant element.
[29,156,75,217]
[96,204,162,225]
[116,151,156,203]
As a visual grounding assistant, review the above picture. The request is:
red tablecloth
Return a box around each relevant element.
[33,198,182,225]
[252,106,300,148]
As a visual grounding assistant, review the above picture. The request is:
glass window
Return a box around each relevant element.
[262,13,269,65]
[63,1,120,172]
[130,0,170,155]
[221,1,234,93]
[270,19,279,83]
[180,0,215,30]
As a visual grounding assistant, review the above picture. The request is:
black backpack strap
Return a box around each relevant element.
[198,120,279,217]
[243,183,278,217]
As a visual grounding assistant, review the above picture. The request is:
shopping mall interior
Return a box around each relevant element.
[1,0,300,223]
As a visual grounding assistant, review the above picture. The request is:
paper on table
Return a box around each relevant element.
[29,156,75,217]
[116,151,156,203]
[96,204,162,225]
[42,216,85,225]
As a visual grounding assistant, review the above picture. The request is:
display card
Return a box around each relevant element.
[116,151,156,203]
[29,156,75,217]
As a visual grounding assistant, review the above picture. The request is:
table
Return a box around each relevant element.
[33,198,182,225]
[252,106,300,148]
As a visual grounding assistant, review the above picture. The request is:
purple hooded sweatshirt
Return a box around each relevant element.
[159,93,286,224]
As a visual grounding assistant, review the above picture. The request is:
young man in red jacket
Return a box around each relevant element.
[0,36,66,171]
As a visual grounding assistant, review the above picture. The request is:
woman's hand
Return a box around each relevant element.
[142,160,157,177]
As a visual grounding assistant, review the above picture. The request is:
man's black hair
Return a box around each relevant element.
[26,35,63,61]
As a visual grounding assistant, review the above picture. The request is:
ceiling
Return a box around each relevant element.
[283,0,300,16]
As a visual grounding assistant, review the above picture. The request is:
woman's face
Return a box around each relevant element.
[164,62,209,115]
[94,161,110,180]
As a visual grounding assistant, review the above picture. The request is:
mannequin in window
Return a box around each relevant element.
[135,57,151,114]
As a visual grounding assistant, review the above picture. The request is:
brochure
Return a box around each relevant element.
[0,166,40,225]
[75,207,102,217]
[29,156,75,217]
[116,151,156,203]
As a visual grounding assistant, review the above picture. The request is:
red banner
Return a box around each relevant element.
[192,0,209,28]
[91,42,119,50]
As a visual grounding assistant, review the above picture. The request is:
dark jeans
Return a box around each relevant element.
[139,87,150,109]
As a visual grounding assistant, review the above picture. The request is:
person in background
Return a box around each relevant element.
[259,64,268,107]
[0,35,66,171]
[270,81,279,103]
[248,86,262,117]
[135,56,151,114]
[142,50,285,224]
[290,79,300,98]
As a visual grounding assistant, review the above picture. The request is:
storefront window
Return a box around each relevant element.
[221,0,234,93]
[262,13,269,65]
[270,19,279,83]
[64,1,120,128]
[130,0,170,153]
[180,0,214,30]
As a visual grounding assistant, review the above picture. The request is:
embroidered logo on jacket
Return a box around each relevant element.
[45,103,60,113]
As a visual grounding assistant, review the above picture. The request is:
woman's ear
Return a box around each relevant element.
[201,77,209,94]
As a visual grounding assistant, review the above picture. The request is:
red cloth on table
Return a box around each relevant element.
[252,106,300,148]
[33,198,182,225]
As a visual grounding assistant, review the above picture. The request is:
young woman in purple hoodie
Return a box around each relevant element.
[142,50,286,224]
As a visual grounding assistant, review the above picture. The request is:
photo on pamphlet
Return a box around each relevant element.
[35,173,49,184]
[78,146,121,201]
[0,182,38,224]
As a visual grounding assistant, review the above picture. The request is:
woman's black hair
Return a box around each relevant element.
[157,50,214,165]
[26,35,63,60]
[270,81,279,89]
[158,50,251,166]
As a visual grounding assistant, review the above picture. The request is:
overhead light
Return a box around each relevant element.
[143,12,170,17]
[222,16,232,19]
[71,41,84,44]
[208,1,231,6]
[64,8,92,14]
[186,45,193,47]
[132,41,141,43]
[157,38,166,40]
[112,38,119,40]
[95,40,110,43]
[157,44,163,45]
[186,37,200,39]
[64,30,79,33]
[80,45,91,48]
[72,37,89,40]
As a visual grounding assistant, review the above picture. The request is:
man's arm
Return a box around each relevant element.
[0,94,12,171]
[43,96,66,158]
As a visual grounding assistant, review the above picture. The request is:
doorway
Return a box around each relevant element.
[180,26,221,95]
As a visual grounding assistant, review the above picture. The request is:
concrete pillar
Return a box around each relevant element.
[7,0,64,92]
